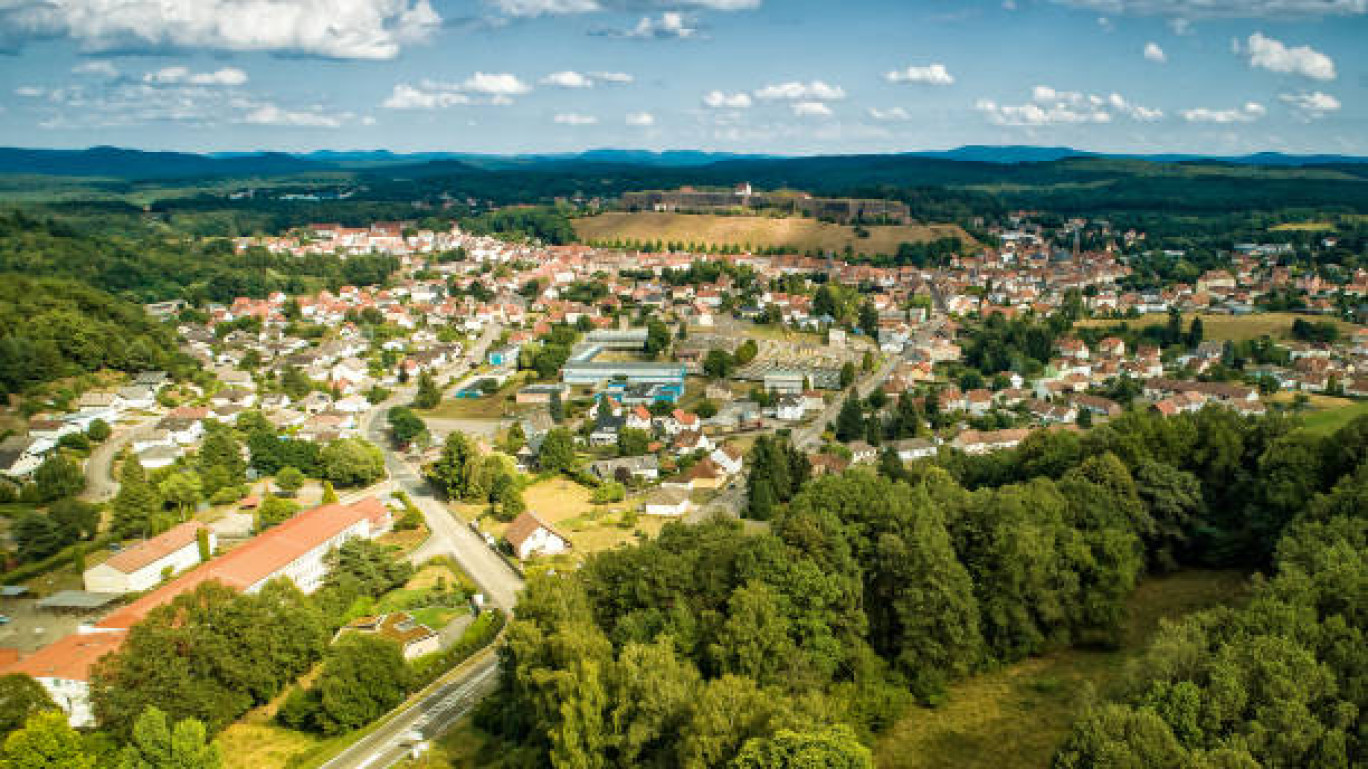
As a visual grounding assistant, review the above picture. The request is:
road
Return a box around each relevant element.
[791,353,901,451]
[80,418,156,502]
[318,652,501,769]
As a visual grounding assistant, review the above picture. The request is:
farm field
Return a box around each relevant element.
[1076,311,1359,342]
[573,212,973,256]
[874,570,1249,769]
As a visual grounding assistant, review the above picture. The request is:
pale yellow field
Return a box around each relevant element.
[1077,312,1359,342]
[574,212,973,255]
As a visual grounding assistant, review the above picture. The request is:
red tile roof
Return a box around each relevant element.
[1,631,125,682]
[100,522,207,575]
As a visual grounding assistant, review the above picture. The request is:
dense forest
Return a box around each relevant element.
[0,275,188,394]
[473,411,1366,768]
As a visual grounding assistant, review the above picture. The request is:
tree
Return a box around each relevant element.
[274,466,304,496]
[426,431,476,499]
[13,513,65,562]
[319,439,385,487]
[86,419,111,443]
[733,726,873,769]
[0,675,56,737]
[257,496,300,529]
[704,349,734,379]
[590,482,626,504]
[320,481,339,504]
[197,427,244,491]
[412,370,441,410]
[836,396,865,442]
[617,428,652,458]
[386,407,427,447]
[644,318,672,358]
[1185,316,1204,348]
[117,706,221,769]
[0,710,95,769]
[196,527,211,562]
[858,302,879,337]
[316,635,410,734]
[159,473,203,519]
[112,458,160,538]
[49,499,98,542]
[539,428,576,474]
[31,455,84,502]
[735,339,759,365]
[504,421,527,455]
[839,362,856,389]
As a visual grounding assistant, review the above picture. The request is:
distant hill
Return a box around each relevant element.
[0,146,328,179]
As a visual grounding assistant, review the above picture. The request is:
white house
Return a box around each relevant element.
[709,445,745,476]
[643,488,692,517]
[775,396,805,422]
[505,512,570,560]
[83,521,215,594]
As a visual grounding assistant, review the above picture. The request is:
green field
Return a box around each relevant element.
[1299,398,1368,435]
[573,212,973,255]
[1077,312,1359,343]
[874,570,1249,769]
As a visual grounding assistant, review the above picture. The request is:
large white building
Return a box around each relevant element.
[82,521,215,594]
[2,498,392,726]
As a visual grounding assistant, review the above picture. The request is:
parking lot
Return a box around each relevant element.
[0,597,93,653]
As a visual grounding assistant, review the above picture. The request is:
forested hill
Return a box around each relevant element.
[0,275,187,394]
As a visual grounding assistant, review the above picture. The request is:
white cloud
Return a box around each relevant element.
[978,85,1162,126]
[144,66,248,86]
[885,63,955,86]
[15,86,45,97]
[1279,90,1341,119]
[0,0,441,60]
[703,90,752,108]
[554,112,598,125]
[868,107,912,121]
[625,111,655,126]
[487,0,760,15]
[542,71,594,88]
[1181,102,1266,123]
[241,103,345,127]
[608,11,698,38]
[754,80,845,102]
[1050,0,1367,20]
[541,70,633,87]
[1241,32,1336,80]
[71,60,117,77]
[461,72,532,96]
[791,101,833,118]
[1143,42,1166,62]
[382,83,469,109]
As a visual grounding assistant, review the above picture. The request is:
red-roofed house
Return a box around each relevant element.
[83,521,214,594]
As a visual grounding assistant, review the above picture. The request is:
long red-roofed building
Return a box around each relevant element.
[0,497,392,727]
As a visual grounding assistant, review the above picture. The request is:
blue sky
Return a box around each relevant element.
[0,0,1364,155]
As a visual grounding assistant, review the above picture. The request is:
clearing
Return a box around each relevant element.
[874,569,1249,769]
[463,477,668,560]
[573,212,973,256]
[1268,392,1368,435]
[1076,312,1359,343]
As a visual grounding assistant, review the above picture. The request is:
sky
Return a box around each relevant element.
[0,0,1365,155]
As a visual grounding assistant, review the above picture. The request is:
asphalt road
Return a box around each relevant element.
[80,419,156,502]
[792,354,901,451]
[317,652,501,769]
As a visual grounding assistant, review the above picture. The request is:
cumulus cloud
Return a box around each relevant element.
[625,111,655,126]
[144,66,248,86]
[754,80,845,102]
[553,112,598,125]
[1240,32,1336,80]
[241,103,345,127]
[541,70,633,87]
[977,84,1162,126]
[1143,42,1166,62]
[381,73,530,109]
[885,63,955,86]
[598,11,698,38]
[791,101,832,118]
[0,0,441,60]
[461,72,532,96]
[1049,0,1367,20]
[1279,90,1341,119]
[1181,102,1266,123]
[868,107,912,121]
[382,83,469,109]
[703,90,752,108]
[487,0,759,16]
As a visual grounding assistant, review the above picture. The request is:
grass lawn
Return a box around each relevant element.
[470,477,668,560]
[1076,312,1359,343]
[1295,398,1368,435]
[874,570,1249,769]
[417,373,531,420]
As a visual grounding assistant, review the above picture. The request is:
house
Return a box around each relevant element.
[890,438,937,462]
[763,371,806,395]
[664,459,725,490]
[671,429,713,454]
[775,395,805,422]
[590,412,626,447]
[625,405,654,432]
[0,632,125,727]
[642,488,692,516]
[83,522,215,594]
[709,445,744,475]
[116,385,157,410]
[505,512,571,559]
[0,435,54,479]
[589,455,660,482]
[847,441,878,464]
[338,612,440,660]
